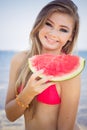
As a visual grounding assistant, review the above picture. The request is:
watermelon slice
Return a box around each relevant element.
[28,54,85,81]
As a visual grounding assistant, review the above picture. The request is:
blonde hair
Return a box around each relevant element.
[15,0,79,118]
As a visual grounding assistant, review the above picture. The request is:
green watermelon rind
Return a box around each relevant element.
[28,56,85,81]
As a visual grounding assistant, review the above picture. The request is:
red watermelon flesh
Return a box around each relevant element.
[28,54,85,81]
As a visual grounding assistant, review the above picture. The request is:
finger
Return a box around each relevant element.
[36,76,54,85]
[31,69,44,80]
[35,77,48,86]
[38,82,56,93]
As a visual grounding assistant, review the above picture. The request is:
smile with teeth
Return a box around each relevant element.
[45,36,58,44]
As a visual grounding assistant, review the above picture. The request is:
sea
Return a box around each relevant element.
[0,50,87,130]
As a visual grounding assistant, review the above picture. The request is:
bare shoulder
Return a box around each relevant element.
[11,50,28,69]
[60,74,81,88]
[60,74,81,99]
[9,50,29,77]
[11,51,28,64]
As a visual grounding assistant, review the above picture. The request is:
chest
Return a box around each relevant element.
[24,99,60,130]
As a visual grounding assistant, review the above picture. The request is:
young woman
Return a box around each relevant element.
[5,0,81,130]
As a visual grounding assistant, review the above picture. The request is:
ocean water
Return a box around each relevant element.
[0,50,87,128]
[0,50,86,85]
[0,51,16,84]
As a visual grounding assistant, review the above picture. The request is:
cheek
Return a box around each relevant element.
[39,29,44,38]
[39,26,49,37]
[60,36,68,45]
[62,33,72,43]
[39,28,47,41]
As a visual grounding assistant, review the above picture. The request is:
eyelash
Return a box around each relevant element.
[60,29,69,33]
[45,22,69,33]
[45,22,53,27]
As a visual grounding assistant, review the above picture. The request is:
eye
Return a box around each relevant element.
[60,28,69,33]
[45,22,53,27]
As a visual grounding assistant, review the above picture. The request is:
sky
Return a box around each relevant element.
[0,0,87,51]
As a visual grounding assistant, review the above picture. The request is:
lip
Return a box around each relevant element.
[45,36,58,44]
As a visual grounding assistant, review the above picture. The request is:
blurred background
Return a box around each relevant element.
[0,0,87,130]
[0,0,87,51]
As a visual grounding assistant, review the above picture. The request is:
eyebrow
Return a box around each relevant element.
[47,18,70,30]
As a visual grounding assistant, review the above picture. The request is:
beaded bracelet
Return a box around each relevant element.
[16,95,29,108]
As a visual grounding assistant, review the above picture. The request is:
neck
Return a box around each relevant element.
[41,49,62,55]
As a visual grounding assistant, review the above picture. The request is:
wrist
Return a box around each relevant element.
[16,89,34,109]
[16,94,29,108]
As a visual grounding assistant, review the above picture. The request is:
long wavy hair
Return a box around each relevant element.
[15,0,79,118]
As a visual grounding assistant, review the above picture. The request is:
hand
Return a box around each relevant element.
[25,70,55,98]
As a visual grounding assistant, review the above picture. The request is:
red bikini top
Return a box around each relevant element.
[17,84,61,105]
[37,84,61,105]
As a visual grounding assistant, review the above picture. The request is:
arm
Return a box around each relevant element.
[5,52,32,121]
[57,75,81,130]
[5,52,54,122]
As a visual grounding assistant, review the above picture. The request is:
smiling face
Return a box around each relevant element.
[38,12,74,54]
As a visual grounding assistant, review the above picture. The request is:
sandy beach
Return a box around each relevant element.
[0,83,24,130]
[0,110,24,130]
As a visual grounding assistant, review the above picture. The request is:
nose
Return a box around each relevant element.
[49,29,59,39]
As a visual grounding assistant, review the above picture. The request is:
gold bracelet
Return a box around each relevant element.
[16,95,29,108]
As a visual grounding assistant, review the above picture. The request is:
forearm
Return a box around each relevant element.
[5,90,34,122]
[5,99,26,121]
